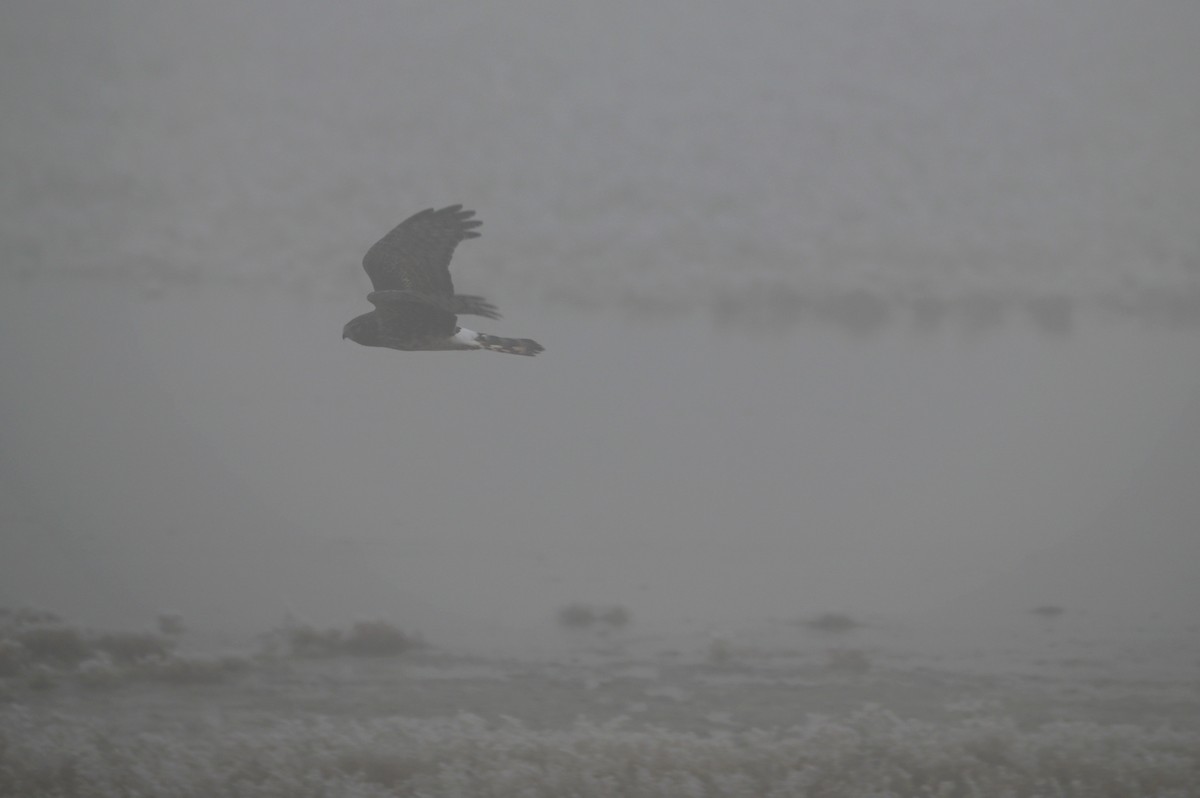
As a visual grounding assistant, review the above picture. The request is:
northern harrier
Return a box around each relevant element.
[342,205,543,356]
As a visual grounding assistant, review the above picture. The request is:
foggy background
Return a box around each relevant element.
[2,0,1199,650]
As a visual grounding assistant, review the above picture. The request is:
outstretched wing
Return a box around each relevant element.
[362,205,481,296]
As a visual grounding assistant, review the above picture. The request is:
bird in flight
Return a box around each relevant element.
[343,205,543,356]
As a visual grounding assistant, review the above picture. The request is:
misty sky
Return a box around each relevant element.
[2,0,1199,646]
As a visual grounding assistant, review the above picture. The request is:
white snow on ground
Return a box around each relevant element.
[3,618,1199,797]
[4,705,1198,797]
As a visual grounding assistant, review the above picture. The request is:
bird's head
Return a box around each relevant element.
[342,311,379,346]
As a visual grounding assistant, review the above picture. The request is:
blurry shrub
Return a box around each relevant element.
[0,633,26,676]
[10,608,62,627]
[825,648,872,674]
[558,603,633,631]
[0,639,26,678]
[156,612,186,637]
[1030,605,1065,619]
[281,624,344,658]
[77,656,123,690]
[599,605,632,629]
[15,626,91,667]
[803,612,862,633]
[217,654,254,674]
[342,621,411,657]
[262,620,416,659]
[558,603,597,629]
[26,666,57,691]
[140,655,249,685]
[707,637,734,665]
[93,632,175,665]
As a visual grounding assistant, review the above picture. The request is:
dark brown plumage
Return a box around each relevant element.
[342,205,543,356]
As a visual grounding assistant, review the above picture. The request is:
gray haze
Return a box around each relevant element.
[2,0,1199,648]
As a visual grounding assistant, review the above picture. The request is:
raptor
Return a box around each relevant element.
[342,205,543,356]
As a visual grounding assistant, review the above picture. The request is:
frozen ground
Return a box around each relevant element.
[3,618,1199,796]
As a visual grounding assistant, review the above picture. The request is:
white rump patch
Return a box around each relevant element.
[451,327,481,348]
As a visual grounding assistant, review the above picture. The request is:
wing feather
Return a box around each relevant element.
[361,205,482,296]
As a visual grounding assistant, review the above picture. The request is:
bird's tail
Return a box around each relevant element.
[476,332,544,356]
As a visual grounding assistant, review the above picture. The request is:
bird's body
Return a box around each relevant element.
[342,205,543,356]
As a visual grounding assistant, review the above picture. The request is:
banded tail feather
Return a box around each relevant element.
[475,332,544,356]
[447,326,543,355]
